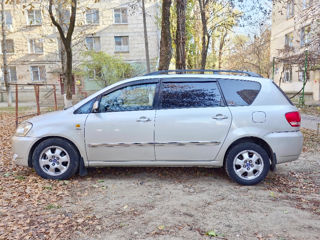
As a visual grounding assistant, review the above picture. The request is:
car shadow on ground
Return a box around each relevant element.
[81,166,230,182]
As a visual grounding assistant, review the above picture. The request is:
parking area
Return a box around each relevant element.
[1,111,320,240]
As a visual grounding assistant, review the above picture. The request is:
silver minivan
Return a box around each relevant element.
[12,70,303,185]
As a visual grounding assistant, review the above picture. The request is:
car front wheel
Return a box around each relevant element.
[225,142,270,185]
[32,138,79,180]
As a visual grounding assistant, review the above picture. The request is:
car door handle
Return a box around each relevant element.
[212,114,228,120]
[136,116,152,122]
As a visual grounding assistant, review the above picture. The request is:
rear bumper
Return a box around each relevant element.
[12,136,39,167]
[265,131,303,164]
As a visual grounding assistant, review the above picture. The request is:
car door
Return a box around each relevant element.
[155,79,232,161]
[85,81,158,162]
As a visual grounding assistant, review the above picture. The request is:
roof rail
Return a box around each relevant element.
[144,69,262,78]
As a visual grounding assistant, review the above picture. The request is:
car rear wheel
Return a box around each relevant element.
[225,142,270,185]
[32,138,79,180]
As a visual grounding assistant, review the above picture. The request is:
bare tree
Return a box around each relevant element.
[48,0,77,107]
[175,0,186,70]
[225,28,271,78]
[158,0,172,70]
[1,0,12,106]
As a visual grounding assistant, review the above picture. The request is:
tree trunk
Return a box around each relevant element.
[142,0,151,73]
[218,31,228,69]
[49,0,77,107]
[57,3,66,74]
[1,0,12,106]
[65,47,73,107]
[211,37,216,69]
[175,0,186,70]
[158,0,172,70]
[199,0,209,70]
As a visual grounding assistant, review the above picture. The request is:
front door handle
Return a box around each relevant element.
[212,114,228,120]
[136,116,151,122]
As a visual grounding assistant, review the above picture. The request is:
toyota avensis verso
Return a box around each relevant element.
[12,70,303,185]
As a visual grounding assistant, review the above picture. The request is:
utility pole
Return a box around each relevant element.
[272,57,275,81]
[1,0,12,106]
[142,0,150,73]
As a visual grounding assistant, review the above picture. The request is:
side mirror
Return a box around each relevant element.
[92,100,99,113]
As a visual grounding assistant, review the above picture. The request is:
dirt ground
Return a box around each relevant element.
[1,112,320,240]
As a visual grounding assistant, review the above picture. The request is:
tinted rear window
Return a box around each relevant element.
[160,82,222,109]
[218,79,261,106]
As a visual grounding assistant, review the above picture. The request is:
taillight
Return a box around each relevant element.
[285,111,301,127]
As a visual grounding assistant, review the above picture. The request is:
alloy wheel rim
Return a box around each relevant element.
[233,150,264,181]
[39,146,70,176]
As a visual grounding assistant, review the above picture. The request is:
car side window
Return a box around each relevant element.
[160,82,222,109]
[99,83,156,112]
[219,79,261,106]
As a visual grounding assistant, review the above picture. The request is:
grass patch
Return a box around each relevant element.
[45,204,62,210]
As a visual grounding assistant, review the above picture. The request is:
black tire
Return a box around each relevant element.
[225,142,270,185]
[32,138,79,180]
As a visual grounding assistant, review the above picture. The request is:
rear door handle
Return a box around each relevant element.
[212,114,228,120]
[136,116,151,122]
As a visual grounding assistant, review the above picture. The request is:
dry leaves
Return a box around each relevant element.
[301,128,320,153]
[0,112,102,240]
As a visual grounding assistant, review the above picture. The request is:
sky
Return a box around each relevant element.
[233,0,272,37]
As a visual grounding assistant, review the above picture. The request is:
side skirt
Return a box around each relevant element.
[88,160,223,168]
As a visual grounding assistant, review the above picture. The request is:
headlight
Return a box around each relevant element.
[15,122,33,137]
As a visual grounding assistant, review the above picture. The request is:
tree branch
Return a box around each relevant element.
[48,0,66,45]
[66,0,77,41]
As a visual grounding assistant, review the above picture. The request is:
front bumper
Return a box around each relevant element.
[12,136,39,167]
[265,131,303,164]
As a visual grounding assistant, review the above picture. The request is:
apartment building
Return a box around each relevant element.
[0,0,160,101]
[270,0,320,102]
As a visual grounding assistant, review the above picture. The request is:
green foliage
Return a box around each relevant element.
[77,51,136,88]
[206,230,218,237]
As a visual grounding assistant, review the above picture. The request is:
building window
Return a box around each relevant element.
[298,66,310,82]
[114,8,128,24]
[1,66,17,82]
[27,10,42,25]
[300,25,311,46]
[31,66,46,82]
[1,39,14,53]
[286,1,294,19]
[86,9,99,24]
[0,10,13,28]
[114,36,129,52]
[285,32,293,48]
[85,37,101,51]
[302,0,313,9]
[283,66,292,82]
[29,39,44,54]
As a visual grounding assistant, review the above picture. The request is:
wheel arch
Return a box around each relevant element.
[223,136,274,167]
[28,136,82,167]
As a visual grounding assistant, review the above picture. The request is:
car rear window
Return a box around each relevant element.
[160,82,223,109]
[218,79,261,106]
